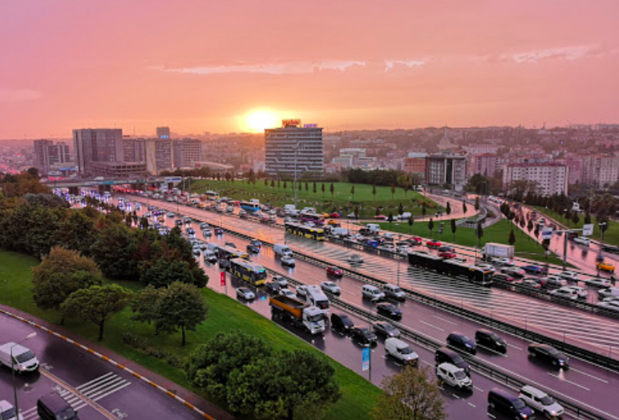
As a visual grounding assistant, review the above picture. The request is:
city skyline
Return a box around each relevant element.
[1,0,618,138]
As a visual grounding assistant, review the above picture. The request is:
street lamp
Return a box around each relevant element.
[11,332,37,420]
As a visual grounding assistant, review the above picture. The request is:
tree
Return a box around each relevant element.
[428,218,434,237]
[527,220,533,231]
[62,284,132,341]
[462,201,468,215]
[298,182,302,192]
[451,219,457,241]
[130,285,164,330]
[376,206,381,216]
[422,201,427,218]
[354,206,360,219]
[371,365,446,420]
[321,183,325,198]
[248,169,256,184]
[565,209,572,227]
[572,212,580,226]
[32,247,103,323]
[305,181,309,194]
[155,282,208,346]
[283,181,287,190]
[390,184,396,200]
[140,258,206,288]
[330,183,335,202]
[53,211,97,255]
[264,178,268,187]
[351,185,355,201]
[388,212,394,226]
[271,180,275,188]
[372,184,377,201]
[445,201,451,216]
[313,181,317,195]
[474,196,480,211]
[508,229,516,246]
[584,212,592,224]
[398,203,404,215]
[476,221,484,245]
[408,216,414,233]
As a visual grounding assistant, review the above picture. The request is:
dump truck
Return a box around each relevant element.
[269,295,326,334]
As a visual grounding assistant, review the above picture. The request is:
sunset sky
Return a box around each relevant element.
[1,0,618,138]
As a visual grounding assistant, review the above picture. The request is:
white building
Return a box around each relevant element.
[265,120,323,178]
[503,163,568,196]
[582,155,619,188]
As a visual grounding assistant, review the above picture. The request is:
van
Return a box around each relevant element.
[203,251,217,264]
[487,388,535,419]
[383,284,406,301]
[37,393,79,420]
[385,338,418,365]
[304,286,331,317]
[366,223,381,233]
[332,227,349,238]
[434,347,469,374]
[436,363,472,390]
[0,342,39,373]
[273,243,293,258]
[362,285,385,301]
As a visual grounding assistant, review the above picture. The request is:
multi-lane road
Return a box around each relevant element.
[118,194,619,420]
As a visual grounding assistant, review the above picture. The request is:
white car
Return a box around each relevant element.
[493,258,515,267]
[549,288,578,300]
[296,285,309,298]
[519,385,564,419]
[588,278,611,288]
[226,206,235,213]
[598,300,619,312]
[281,256,296,268]
[572,237,590,247]
[321,281,341,295]
[202,229,212,237]
[436,363,472,390]
[558,271,579,282]
[280,289,296,299]
[0,400,24,420]
[167,212,175,218]
[563,285,588,298]
[347,254,364,264]
[272,275,288,288]
[236,287,255,300]
[199,222,210,230]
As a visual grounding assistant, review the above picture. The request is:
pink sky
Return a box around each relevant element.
[1,0,618,138]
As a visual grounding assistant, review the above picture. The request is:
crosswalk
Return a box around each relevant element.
[21,372,131,419]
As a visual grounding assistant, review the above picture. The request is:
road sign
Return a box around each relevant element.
[362,347,370,371]
[165,177,182,183]
[582,223,594,236]
[542,227,553,240]
[220,272,226,286]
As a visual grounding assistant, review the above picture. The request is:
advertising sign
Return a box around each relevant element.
[220,272,226,287]
[542,227,553,240]
[582,224,594,236]
[362,348,370,371]
[164,177,182,183]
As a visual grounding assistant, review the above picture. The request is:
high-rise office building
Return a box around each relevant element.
[156,127,170,139]
[123,138,146,163]
[145,138,173,175]
[425,152,467,189]
[173,139,202,168]
[265,120,323,178]
[33,140,70,173]
[73,129,123,174]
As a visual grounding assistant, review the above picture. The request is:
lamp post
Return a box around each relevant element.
[11,332,37,419]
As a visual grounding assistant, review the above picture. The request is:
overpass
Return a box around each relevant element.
[41,176,183,189]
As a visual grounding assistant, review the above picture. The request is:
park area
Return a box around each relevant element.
[188,179,437,219]
[0,250,379,420]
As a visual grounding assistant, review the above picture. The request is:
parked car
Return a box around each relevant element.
[265,281,281,294]
[528,344,569,368]
[376,302,402,319]
[321,281,341,295]
[446,332,477,354]
[331,313,354,331]
[236,287,255,301]
[202,229,212,237]
[475,329,507,353]
[326,266,343,278]
[250,239,262,248]
[281,256,296,268]
[522,265,547,276]
[203,251,217,264]
[436,363,472,391]
[373,322,401,338]
[199,222,209,230]
[476,263,495,273]
[597,261,615,272]
[519,385,564,419]
[426,240,442,249]
[0,399,24,420]
[351,326,378,345]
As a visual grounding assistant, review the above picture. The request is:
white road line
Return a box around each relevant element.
[75,372,115,391]
[569,367,609,383]
[547,372,590,391]
[468,403,476,408]
[419,320,445,331]
[507,343,522,351]
[433,315,458,325]
[473,386,484,392]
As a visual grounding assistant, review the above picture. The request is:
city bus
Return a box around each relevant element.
[228,258,268,286]
[285,222,325,241]
[299,212,325,226]
[240,201,261,213]
[204,190,220,201]
[217,245,249,262]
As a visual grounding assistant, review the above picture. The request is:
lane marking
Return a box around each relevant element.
[547,372,590,391]
[433,315,458,325]
[507,343,522,351]
[419,320,445,331]
[569,367,609,383]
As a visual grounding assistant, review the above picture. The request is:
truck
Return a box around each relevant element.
[269,295,326,334]
[481,243,514,260]
[273,243,293,258]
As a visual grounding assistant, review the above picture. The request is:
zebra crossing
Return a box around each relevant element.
[20,372,131,420]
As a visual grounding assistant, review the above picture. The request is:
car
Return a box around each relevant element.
[167,212,176,218]
[476,263,495,273]
[519,385,564,419]
[271,275,288,288]
[0,400,24,420]
[226,206,234,213]
[199,222,209,230]
[214,228,224,235]
[296,285,309,298]
[438,251,457,259]
[246,244,260,254]
[197,242,207,251]
[572,236,590,247]
[279,289,296,299]
[185,227,196,235]
[202,229,212,237]
[549,288,578,300]
[326,266,343,278]
[437,246,455,254]
[602,245,619,255]
[408,236,423,245]
[192,247,201,256]
[558,271,579,282]
[351,326,378,345]
[492,273,520,284]
[520,279,542,290]
[522,265,547,276]
[236,287,255,300]
[563,285,588,298]
[203,251,217,264]
[435,347,470,374]
[374,214,387,220]
[488,388,535,420]
[281,256,296,267]
[225,242,236,248]
[250,239,262,248]
[378,244,395,252]
[525,276,547,288]
[376,302,402,319]
[501,267,526,279]
[347,254,364,264]
[528,344,569,368]
[362,285,385,301]
[331,313,354,331]
[493,257,515,267]
[321,281,341,295]
[597,261,615,272]
[475,329,507,353]
[544,275,567,288]
[447,332,477,354]
[383,284,406,301]
[175,219,183,227]
[373,321,401,338]
[587,278,611,288]
[436,363,472,391]
[597,300,619,312]
[265,281,281,294]
[426,240,442,249]
[329,212,340,218]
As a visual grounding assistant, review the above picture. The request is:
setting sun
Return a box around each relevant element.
[245,110,279,132]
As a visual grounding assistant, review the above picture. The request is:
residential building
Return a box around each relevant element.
[503,163,568,196]
[265,120,323,178]
[339,148,367,158]
[33,140,70,173]
[73,129,123,174]
[156,126,170,139]
[403,152,427,179]
[464,144,501,155]
[173,139,202,168]
[468,154,498,177]
[425,152,467,189]
[582,155,619,188]
[145,138,173,175]
[123,138,146,163]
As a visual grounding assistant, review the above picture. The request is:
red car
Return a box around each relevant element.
[439,251,456,259]
[329,212,341,218]
[327,266,343,278]
[426,240,442,249]
[410,236,423,245]
[374,215,387,220]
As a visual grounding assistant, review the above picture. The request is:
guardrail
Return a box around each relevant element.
[261,266,613,420]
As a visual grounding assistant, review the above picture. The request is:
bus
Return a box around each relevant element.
[299,212,325,226]
[217,245,249,262]
[285,222,325,241]
[228,258,267,286]
[240,201,261,213]
[204,190,219,200]
[408,251,493,286]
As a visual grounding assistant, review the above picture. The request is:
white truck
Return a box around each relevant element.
[273,243,293,258]
[365,223,381,233]
[482,243,514,260]
[302,285,331,318]
[0,342,39,373]
[269,295,326,334]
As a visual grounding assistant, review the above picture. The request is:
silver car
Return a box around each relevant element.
[236,287,255,300]
[321,281,341,295]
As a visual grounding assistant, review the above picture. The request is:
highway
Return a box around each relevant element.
[116,195,619,419]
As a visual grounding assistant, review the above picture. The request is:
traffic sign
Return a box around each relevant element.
[582,223,594,236]
[165,177,182,183]
[542,227,553,240]
[220,272,226,286]
[362,347,370,371]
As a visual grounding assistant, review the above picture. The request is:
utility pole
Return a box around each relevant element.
[11,333,37,420]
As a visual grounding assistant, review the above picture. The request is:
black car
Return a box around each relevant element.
[351,326,378,345]
[528,344,569,368]
[487,388,535,420]
[215,228,224,235]
[225,242,236,248]
[331,313,354,331]
[265,281,281,294]
[475,329,507,353]
[246,244,260,254]
[447,332,477,354]
[373,322,400,338]
[376,303,402,319]
[438,246,456,253]
[435,347,469,374]
[602,245,619,255]
[175,219,183,227]
[250,239,262,248]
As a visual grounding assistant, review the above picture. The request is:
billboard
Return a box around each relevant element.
[282,119,301,127]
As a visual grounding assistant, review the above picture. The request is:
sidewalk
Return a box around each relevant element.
[0,303,234,420]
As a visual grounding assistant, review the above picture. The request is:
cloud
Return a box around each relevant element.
[505,45,596,64]
[150,60,366,75]
[0,88,42,102]
[384,60,425,72]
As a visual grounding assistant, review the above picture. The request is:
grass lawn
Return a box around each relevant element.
[532,206,619,246]
[188,179,436,219]
[0,250,379,420]
[375,219,566,266]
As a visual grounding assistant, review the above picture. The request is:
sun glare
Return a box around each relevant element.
[246,110,279,132]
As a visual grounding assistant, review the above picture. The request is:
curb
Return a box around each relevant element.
[0,308,215,420]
